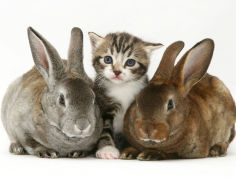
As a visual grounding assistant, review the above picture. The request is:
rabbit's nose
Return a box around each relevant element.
[149,123,169,142]
[75,118,90,131]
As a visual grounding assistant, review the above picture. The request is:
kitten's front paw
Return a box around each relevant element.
[96,146,120,159]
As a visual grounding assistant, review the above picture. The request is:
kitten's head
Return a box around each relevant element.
[89,32,163,84]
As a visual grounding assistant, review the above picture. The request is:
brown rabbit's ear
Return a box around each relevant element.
[27,27,65,88]
[150,41,184,83]
[88,32,104,52]
[171,39,214,95]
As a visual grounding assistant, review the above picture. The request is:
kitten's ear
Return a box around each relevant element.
[144,42,163,55]
[88,32,104,52]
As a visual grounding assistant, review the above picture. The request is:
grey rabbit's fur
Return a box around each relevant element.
[1,27,103,158]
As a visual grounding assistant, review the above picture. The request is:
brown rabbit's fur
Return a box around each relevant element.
[121,39,236,160]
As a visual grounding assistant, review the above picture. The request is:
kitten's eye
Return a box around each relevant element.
[104,56,113,64]
[125,59,136,67]
[59,94,65,106]
[167,99,174,111]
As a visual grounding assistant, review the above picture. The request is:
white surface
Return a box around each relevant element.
[0,0,235,177]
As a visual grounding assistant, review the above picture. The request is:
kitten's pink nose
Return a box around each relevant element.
[113,70,121,76]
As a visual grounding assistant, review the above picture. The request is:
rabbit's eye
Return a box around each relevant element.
[59,94,65,106]
[167,99,174,111]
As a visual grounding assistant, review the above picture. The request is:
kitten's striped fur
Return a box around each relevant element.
[89,32,162,159]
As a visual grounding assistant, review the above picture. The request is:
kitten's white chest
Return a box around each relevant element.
[105,78,146,134]
[108,83,136,110]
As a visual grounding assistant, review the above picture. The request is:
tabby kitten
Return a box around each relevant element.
[88,32,163,159]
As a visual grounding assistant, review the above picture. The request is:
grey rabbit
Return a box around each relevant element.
[1,27,103,158]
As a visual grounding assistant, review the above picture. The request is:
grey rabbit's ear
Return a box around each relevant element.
[67,27,90,81]
[171,39,214,95]
[151,41,184,83]
[27,27,65,88]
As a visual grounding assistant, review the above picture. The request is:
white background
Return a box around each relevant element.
[0,0,235,177]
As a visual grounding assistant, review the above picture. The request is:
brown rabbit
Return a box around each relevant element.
[120,39,236,160]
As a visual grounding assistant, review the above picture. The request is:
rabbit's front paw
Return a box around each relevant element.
[68,151,87,158]
[137,150,166,161]
[96,146,120,159]
[34,147,59,158]
[9,143,26,155]
[209,142,228,157]
[120,147,139,160]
